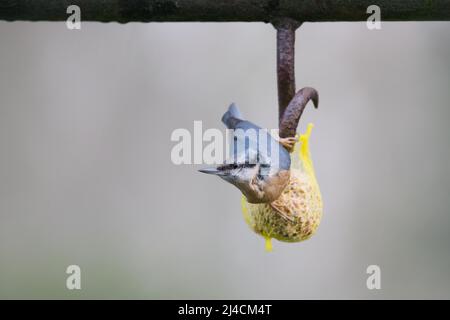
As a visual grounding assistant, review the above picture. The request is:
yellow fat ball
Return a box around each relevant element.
[242,123,323,251]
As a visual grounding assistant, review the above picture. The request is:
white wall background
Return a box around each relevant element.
[0,21,449,298]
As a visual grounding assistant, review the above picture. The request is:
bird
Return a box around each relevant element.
[199,103,296,204]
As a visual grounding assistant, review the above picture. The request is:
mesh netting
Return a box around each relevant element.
[241,123,323,251]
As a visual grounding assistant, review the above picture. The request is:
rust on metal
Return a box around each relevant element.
[279,87,318,138]
[273,18,319,139]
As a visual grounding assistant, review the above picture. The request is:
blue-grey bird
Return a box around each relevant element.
[199,103,295,203]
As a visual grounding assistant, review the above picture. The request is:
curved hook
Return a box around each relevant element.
[279,87,318,139]
[273,18,319,140]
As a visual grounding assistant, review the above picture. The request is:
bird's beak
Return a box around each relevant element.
[198,167,227,176]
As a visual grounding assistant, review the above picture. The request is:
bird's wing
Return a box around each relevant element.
[227,121,280,166]
[221,105,290,169]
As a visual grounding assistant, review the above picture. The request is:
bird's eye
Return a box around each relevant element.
[257,164,270,180]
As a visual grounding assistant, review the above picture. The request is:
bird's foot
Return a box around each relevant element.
[278,136,297,153]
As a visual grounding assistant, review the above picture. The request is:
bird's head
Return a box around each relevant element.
[199,162,290,203]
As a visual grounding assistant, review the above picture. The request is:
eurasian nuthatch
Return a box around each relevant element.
[199,103,296,203]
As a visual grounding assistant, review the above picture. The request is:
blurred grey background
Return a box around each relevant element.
[0,21,449,299]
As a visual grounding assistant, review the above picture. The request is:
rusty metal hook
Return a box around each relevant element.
[272,18,319,140]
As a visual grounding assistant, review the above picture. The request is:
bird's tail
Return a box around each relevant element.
[222,103,243,128]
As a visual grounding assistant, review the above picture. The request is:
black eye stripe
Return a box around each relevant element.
[218,163,257,170]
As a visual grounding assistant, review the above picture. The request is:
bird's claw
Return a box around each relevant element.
[278,136,297,152]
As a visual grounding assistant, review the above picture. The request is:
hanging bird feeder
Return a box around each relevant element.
[241,19,322,251]
[199,18,322,251]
